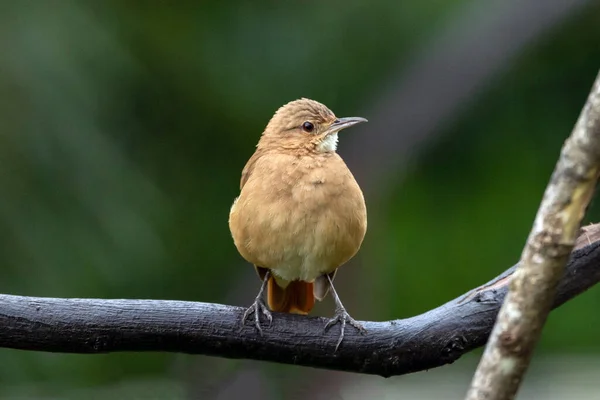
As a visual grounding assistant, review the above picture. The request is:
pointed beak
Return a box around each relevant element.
[324,116,368,135]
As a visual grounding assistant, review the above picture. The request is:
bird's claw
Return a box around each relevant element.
[241,298,273,335]
[324,307,366,351]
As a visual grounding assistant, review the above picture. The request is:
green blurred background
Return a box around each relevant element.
[1,1,599,399]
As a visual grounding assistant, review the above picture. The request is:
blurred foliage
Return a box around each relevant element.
[0,0,599,398]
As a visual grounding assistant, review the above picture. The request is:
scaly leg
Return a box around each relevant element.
[324,274,366,350]
[241,270,273,335]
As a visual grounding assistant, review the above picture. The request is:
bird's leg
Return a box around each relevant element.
[241,270,273,335]
[323,274,366,350]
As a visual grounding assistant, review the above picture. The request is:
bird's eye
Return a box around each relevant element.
[302,121,314,133]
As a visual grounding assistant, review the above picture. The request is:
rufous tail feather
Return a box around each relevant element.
[267,276,315,315]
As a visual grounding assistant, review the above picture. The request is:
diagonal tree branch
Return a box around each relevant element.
[465,69,600,399]
[1,225,600,378]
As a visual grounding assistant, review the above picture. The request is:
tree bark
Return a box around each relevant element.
[465,70,600,400]
[1,226,600,378]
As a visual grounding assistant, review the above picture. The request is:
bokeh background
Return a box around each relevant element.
[1,1,600,399]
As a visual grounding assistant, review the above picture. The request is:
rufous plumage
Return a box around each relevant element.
[229,98,367,349]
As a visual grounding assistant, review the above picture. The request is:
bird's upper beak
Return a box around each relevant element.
[324,116,368,136]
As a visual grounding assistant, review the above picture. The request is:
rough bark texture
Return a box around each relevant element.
[1,226,600,378]
[465,70,600,400]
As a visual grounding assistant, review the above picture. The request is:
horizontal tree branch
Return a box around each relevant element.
[2,225,600,377]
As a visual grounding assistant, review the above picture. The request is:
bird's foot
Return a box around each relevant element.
[241,297,273,335]
[324,306,366,351]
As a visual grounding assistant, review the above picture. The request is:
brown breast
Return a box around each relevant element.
[229,150,367,281]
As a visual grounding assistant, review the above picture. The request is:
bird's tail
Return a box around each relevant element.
[267,276,315,315]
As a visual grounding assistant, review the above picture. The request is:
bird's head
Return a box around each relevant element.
[259,98,367,153]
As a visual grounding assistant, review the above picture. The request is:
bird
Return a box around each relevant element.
[228,98,368,349]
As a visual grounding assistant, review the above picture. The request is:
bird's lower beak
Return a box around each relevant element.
[325,116,368,135]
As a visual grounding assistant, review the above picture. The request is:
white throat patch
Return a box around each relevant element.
[317,133,338,153]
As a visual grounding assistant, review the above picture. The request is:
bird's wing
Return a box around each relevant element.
[240,149,263,190]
